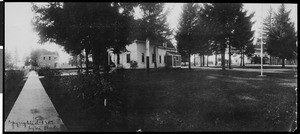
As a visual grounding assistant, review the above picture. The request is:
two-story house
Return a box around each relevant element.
[39,52,59,68]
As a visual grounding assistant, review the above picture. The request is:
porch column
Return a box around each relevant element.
[146,38,150,71]
[207,55,209,67]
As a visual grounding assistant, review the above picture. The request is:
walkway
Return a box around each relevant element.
[5,71,67,131]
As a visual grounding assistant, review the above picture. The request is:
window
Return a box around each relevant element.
[43,57,45,60]
[141,53,144,62]
[152,54,156,63]
[126,54,130,63]
[49,57,51,60]
[159,55,161,63]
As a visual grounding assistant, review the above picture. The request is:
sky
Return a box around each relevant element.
[5,3,298,65]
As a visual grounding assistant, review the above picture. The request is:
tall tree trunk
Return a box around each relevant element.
[79,54,83,73]
[215,53,217,66]
[221,47,226,71]
[202,55,205,66]
[194,55,196,66]
[154,46,157,68]
[228,43,232,69]
[92,50,100,73]
[85,48,89,74]
[199,54,202,67]
[75,55,80,74]
[200,55,202,66]
[281,58,285,68]
[240,48,243,66]
[207,55,209,67]
[242,49,245,67]
[269,56,272,65]
[188,53,191,70]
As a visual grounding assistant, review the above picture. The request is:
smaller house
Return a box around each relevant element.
[39,53,59,68]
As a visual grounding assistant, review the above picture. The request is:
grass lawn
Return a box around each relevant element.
[41,66,297,131]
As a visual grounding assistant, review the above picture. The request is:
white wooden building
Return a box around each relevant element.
[108,40,181,69]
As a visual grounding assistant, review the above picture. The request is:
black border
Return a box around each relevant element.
[1,1,298,133]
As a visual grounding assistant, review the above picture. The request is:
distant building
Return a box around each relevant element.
[252,44,269,64]
[190,47,251,66]
[108,40,181,69]
[39,53,59,68]
[253,44,297,65]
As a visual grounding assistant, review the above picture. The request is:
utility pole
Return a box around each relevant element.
[258,4,266,77]
[260,36,264,76]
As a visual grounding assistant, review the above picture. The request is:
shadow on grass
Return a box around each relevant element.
[41,68,297,131]
[115,68,296,131]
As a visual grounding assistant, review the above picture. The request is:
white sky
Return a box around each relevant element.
[5,3,297,65]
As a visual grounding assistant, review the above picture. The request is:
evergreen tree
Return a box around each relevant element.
[262,6,275,64]
[267,4,297,68]
[195,6,213,67]
[133,3,171,70]
[201,3,243,70]
[32,2,135,73]
[175,3,200,70]
[231,7,255,67]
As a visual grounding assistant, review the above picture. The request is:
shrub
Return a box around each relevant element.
[37,67,61,77]
[130,60,138,69]
[5,69,26,95]
[5,69,25,83]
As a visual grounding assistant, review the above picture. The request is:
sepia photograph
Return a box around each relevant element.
[3,2,298,132]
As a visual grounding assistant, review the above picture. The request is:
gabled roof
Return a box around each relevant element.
[134,40,176,49]
[41,54,59,57]
[39,49,59,56]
